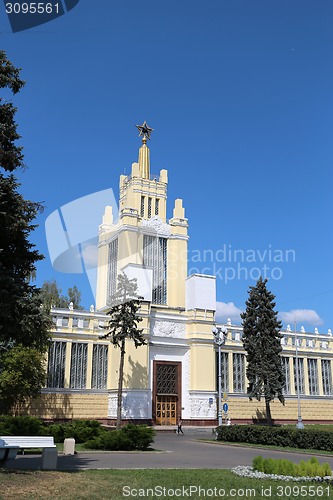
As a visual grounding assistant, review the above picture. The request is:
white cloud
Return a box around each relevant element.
[216,301,243,322]
[81,244,98,269]
[279,309,324,326]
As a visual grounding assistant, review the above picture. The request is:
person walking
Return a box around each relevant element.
[177,418,184,434]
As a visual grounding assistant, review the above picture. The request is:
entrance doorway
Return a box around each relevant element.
[153,361,181,425]
[155,395,177,425]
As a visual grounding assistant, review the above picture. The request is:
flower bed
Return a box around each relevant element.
[232,466,333,483]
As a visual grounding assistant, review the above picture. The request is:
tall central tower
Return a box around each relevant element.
[96,122,189,310]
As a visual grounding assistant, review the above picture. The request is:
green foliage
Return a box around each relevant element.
[253,454,332,477]
[100,272,145,350]
[100,272,146,429]
[121,423,155,450]
[0,415,46,436]
[241,277,285,424]
[0,50,25,172]
[0,416,105,445]
[47,420,103,444]
[0,346,47,413]
[0,51,51,413]
[67,285,84,310]
[84,424,155,451]
[216,424,333,452]
[40,280,84,313]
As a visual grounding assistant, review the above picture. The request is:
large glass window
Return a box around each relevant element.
[107,238,118,305]
[308,358,319,395]
[293,357,305,395]
[322,360,333,395]
[233,353,245,393]
[281,357,290,395]
[221,352,229,392]
[216,352,229,393]
[47,341,66,388]
[143,235,167,304]
[70,343,88,389]
[91,344,108,390]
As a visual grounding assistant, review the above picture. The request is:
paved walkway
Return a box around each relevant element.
[5,428,333,471]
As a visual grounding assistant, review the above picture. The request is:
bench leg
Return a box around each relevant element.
[0,448,10,468]
[41,448,58,470]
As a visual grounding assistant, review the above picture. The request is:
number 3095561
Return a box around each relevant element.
[6,3,60,14]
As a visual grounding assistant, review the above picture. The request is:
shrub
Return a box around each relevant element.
[252,455,332,477]
[121,424,155,450]
[216,425,333,452]
[0,415,46,436]
[84,424,155,451]
[47,420,103,444]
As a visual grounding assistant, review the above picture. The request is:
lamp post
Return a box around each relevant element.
[294,321,304,429]
[212,325,227,426]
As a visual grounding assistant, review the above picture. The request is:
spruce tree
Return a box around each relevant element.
[241,277,285,425]
[0,50,50,412]
[100,272,146,429]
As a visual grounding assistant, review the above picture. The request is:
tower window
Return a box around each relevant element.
[143,235,167,305]
[141,196,145,217]
[155,198,159,215]
[107,239,118,305]
[148,197,152,218]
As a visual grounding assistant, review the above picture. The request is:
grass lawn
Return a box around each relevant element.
[200,439,333,456]
[1,468,333,500]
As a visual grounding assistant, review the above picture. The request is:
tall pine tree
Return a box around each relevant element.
[100,272,146,429]
[241,277,285,425]
[0,50,50,413]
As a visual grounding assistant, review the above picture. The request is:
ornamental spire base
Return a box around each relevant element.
[135,121,153,179]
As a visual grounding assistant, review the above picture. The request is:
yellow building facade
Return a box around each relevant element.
[34,126,333,425]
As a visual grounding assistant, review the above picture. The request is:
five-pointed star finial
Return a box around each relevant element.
[136,121,154,140]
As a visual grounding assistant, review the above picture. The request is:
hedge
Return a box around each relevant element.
[216,425,333,451]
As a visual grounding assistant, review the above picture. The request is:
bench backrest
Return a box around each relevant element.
[0,436,55,448]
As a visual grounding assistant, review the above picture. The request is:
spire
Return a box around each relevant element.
[135,121,153,179]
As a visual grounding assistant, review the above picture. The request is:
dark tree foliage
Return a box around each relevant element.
[40,280,84,313]
[67,285,84,310]
[100,272,146,429]
[0,50,25,172]
[0,50,50,413]
[241,277,285,425]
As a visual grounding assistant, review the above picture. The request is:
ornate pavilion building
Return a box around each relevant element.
[32,124,333,425]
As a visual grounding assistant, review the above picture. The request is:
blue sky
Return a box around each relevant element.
[1,0,332,332]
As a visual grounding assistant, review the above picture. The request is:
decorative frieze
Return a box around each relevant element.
[151,320,186,339]
[189,394,217,419]
[141,216,171,236]
[108,391,151,419]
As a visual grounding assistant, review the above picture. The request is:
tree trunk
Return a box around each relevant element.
[265,398,272,426]
[116,339,126,429]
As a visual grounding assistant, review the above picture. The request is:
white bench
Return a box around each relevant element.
[0,436,57,469]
